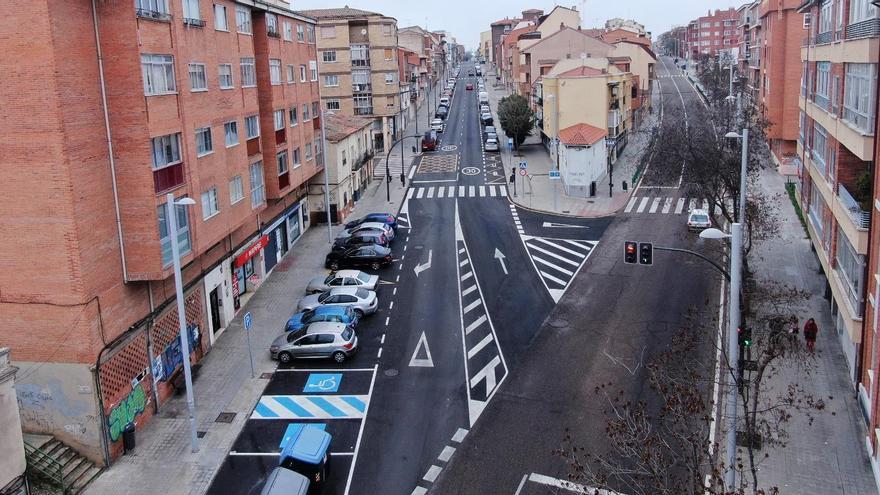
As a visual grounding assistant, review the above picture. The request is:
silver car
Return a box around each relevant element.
[296,287,379,316]
[485,138,499,152]
[269,322,359,364]
[305,270,379,294]
[337,222,395,241]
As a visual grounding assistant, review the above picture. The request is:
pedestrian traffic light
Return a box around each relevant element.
[639,242,653,265]
[624,241,638,264]
[737,327,753,347]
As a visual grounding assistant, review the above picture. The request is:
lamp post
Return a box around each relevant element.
[165,193,199,454]
[318,107,333,242]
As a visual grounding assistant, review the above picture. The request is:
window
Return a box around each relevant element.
[307,24,315,43]
[799,111,806,143]
[844,63,877,133]
[385,72,394,84]
[352,69,370,85]
[229,175,244,204]
[277,151,288,175]
[321,26,336,38]
[283,21,293,40]
[136,0,169,17]
[289,106,298,126]
[266,13,278,35]
[701,22,710,28]
[386,95,394,107]
[811,122,829,175]
[189,63,207,91]
[224,121,238,146]
[201,187,219,219]
[819,0,833,33]
[851,0,879,24]
[382,24,393,35]
[182,0,200,21]
[286,65,295,83]
[803,13,811,29]
[309,60,317,81]
[270,59,282,85]
[837,230,867,313]
[240,57,256,87]
[300,65,307,82]
[218,64,233,88]
[302,103,310,121]
[292,148,301,167]
[296,24,304,41]
[323,51,337,63]
[801,61,809,97]
[214,4,228,30]
[195,127,213,156]
[157,201,191,266]
[324,75,339,87]
[305,142,313,161]
[151,133,182,170]
[808,185,826,237]
[274,109,285,130]
[245,115,260,139]
[326,100,341,111]
[312,101,319,118]
[249,161,265,208]
[815,61,831,109]
[714,21,720,27]
[235,5,251,33]
[384,48,393,60]
[314,138,321,156]
[141,54,176,95]
[351,44,369,66]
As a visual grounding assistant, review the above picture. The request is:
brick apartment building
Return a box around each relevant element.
[688,8,741,57]
[2,0,321,466]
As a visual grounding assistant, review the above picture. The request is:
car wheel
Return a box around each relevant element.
[278,352,293,364]
[353,309,365,318]
[370,261,381,271]
[330,261,340,271]
[332,351,346,364]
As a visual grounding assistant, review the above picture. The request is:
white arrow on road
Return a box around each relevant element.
[494,248,508,275]
[541,221,590,229]
[413,249,433,277]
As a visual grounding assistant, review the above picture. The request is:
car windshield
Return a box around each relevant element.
[357,272,371,283]
[342,327,353,341]
[301,309,315,321]
[324,274,335,284]
[692,214,709,223]
[317,292,331,303]
[356,288,370,299]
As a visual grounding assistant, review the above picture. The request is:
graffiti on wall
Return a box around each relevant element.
[107,383,146,442]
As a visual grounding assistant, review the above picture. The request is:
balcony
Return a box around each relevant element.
[352,151,374,171]
[352,58,371,67]
[136,8,171,22]
[838,183,871,230]
[153,163,184,194]
[846,18,880,40]
[278,172,290,190]
[246,137,261,156]
[354,107,373,116]
[313,116,321,130]
[352,83,372,93]
[267,28,280,38]
[183,17,205,27]
[816,31,833,45]
[275,128,286,145]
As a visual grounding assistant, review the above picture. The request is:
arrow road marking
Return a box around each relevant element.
[494,248,508,275]
[413,249,433,277]
[409,331,434,367]
[542,222,590,229]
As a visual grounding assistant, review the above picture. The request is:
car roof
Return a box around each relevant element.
[304,321,349,334]
[689,208,708,216]
[354,222,387,230]
[310,305,350,315]
[327,286,363,296]
[334,270,363,277]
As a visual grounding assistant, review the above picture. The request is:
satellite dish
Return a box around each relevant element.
[361,28,367,35]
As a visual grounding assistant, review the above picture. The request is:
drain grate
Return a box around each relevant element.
[197,431,207,438]
[260,372,274,379]
[215,412,237,423]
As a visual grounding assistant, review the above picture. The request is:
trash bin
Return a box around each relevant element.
[622,181,628,191]
[122,424,136,454]
[589,181,597,197]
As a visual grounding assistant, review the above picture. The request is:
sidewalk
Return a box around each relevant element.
[84,179,410,495]
[747,167,877,494]
[484,66,658,217]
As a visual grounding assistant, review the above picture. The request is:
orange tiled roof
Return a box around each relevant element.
[558,123,608,146]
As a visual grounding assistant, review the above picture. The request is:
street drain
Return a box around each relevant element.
[549,318,569,328]
[259,372,274,379]
[215,412,236,423]
[384,368,399,377]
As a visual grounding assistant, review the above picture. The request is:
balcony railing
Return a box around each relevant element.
[352,151,374,171]
[839,183,871,230]
[183,17,205,27]
[815,31,833,45]
[352,83,372,93]
[246,137,261,156]
[352,58,371,67]
[136,8,171,21]
[275,128,286,145]
[354,107,373,115]
[278,172,290,190]
[153,163,185,194]
[846,18,880,40]
[267,28,280,38]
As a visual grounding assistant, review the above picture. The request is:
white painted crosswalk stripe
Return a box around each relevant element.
[624,196,638,213]
[479,186,486,197]
[427,187,435,198]
[689,198,697,211]
[662,197,672,214]
[636,197,650,213]
[405,186,510,200]
[459,186,465,196]
[407,189,415,200]
[675,198,686,214]
[489,186,497,197]
[448,186,455,197]
[624,196,711,215]
[417,188,425,199]
[438,187,445,198]
[649,197,661,213]
[468,186,475,197]
[702,199,709,211]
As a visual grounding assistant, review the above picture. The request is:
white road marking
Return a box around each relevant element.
[688,198,697,211]
[423,465,442,483]
[438,445,456,462]
[468,185,475,196]
[427,187,435,198]
[343,365,378,495]
[377,348,383,358]
[675,198,686,214]
[465,314,487,334]
[662,197,673,214]
[532,238,589,258]
[489,186,497,197]
[407,189,414,200]
[636,197,650,213]
[624,196,638,213]
[380,334,385,344]
[463,298,482,314]
[526,473,615,494]
[451,428,468,443]
[702,199,710,211]
[479,185,486,196]
[448,186,455,197]
[533,256,575,276]
[385,317,390,326]
[499,186,507,197]
[467,333,494,359]
[416,188,425,199]
[460,271,473,282]
[527,244,580,267]
[460,259,470,267]
[649,197,661,213]
[408,332,434,367]
[411,488,428,495]
[469,355,501,391]
[462,285,477,297]
[540,270,567,285]
[459,186,465,196]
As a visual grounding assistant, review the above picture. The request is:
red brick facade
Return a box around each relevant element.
[688,8,741,57]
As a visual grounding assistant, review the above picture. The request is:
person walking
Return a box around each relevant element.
[788,315,799,335]
[803,318,818,352]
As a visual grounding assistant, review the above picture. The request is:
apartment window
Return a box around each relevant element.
[801,61,809,97]
[182,0,200,21]
[245,115,260,138]
[309,60,318,81]
[819,0,833,33]
[240,57,256,87]
[214,4,228,30]
[136,0,169,17]
[352,69,370,86]
[851,0,879,24]
[274,109,285,130]
[270,59,282,85]
[195,127,213,156]
[292,148,301,167]
[151,133,182,170]
[701,22,710,28]
[296,24,304,41]
[249,161,265,208]
[324,75,339,87]
[229,175,244,204]
[837,230,866,313]
[383,24,393,36]
[323,51,337,63]
[266,13,278,36]
[303,103,310,121]
[314,138,321,156]
[217,63,234,89]
[799,111,806,143]
[351,44,369,66]
[386,95,394,107]
[141,54,176,95]
[283,21,292,41]
[326,100,341,111]
[714,21,720,27]
[815,62,831,109]
[300,65,307,82]
[201,187,219,219]
[714,40,720,46]
[277,150,289,175]
[844,63,877,133]
[157,201,191,266]
[385,72,394,84]
[321,26,336,38]
[189,63,208,91]
[811,122,830,175]
[804,13,811,28]
[808,184,826,237]
[224,121,238,146]
[384,49,393,61]
[305,143,313,161]
[287,65,295,83]
[235,5,251,33]
[289,106,298,126]
[307,25,315,43]
[723,30,731,36]
[312,101,319,118]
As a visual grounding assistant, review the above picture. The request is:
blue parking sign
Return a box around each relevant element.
[304,373,342,393]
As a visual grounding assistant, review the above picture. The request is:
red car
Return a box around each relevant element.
[466,83,474,90]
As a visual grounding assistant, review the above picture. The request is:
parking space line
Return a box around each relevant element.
[343,364,378,495]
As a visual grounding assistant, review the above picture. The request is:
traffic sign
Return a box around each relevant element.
[519,161,527,170]
[519,168,528,176]
[244,311,253,331]
[549,170,561,179]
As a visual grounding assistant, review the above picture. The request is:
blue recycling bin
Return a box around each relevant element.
[279,426,332,491]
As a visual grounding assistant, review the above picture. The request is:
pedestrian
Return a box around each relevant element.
[788,315,799,335]
[803,318,818,352]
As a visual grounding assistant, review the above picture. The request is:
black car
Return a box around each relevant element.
[344,213,398,232]
[332,232,389,252]
[325,245,393,271]
[435,106,448,120]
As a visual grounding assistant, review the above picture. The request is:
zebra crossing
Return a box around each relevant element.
[624,195,710,215]
[406,184,508,200]
[522,236,596,303]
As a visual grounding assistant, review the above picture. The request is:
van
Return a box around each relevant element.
[260,467,309,495]
[478,92,489,104]
[421,130,438,152]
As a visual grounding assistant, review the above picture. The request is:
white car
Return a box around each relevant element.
[439,96,450,107]
[305,270,379,294]
[295,287,378,316]
[687,208,712,231]
[337,221,395,241]
[485,138,499,152]
[430,118,445,132]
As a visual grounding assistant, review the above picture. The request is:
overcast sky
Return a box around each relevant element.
[294,0,741,49]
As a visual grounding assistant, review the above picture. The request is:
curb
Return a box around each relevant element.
[505,191,632,220]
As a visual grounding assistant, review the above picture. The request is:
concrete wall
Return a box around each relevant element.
[537,7,581,38]
[0,349,26,490]
[561,142,606,197]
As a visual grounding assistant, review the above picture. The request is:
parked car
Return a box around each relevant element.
[480,104,490,114]
[324,244,394,272]
[431,118,445,133]
[344,213,397,232]
[285,305,361,333]
[270,322,359,364]
[435,106,449,120]
[480,113,494,126]
[466,83,473,90]
[331,231,389,252]
[296,286,378,315]
[486,132,498,143]
[422,130,438,151]
[483,125,497,139]
[306,270,379,294]
[687,208,712,231]
[485,138,499,152]
[439,96,450,107]
[337,221,395,241]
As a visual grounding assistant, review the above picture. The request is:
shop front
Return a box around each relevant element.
[232,235,268,312]
[204,259,235,345]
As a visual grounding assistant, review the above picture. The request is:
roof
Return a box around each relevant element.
[601,29,652,46]
[296,6,381,19]
[558,123,608,146]
[581,28,605,38]
[491,18,520,26]
[522,26,614,54]
[503,24,537,46]
[556,65,605,78]
[324,114,373,142]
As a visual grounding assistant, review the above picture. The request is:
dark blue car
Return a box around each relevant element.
[344,213,397,232]
[285,306,360,333]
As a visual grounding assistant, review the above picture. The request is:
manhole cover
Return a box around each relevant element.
[461,167,480,176]
[197,431,207,438]
[441,145,458,151]
[215,412,237,423]
[259,372,274,379]
[384,368,399,377]
[549,319,569,328]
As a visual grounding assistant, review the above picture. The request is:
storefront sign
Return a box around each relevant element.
[235,235,268,268]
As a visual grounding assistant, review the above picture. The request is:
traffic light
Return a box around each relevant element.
[737,327,753,347]
[624,241,638,264]
[639,242,653,265]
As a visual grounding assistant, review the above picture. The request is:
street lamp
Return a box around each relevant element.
[318,107,333,243]
[165,193,199,454]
